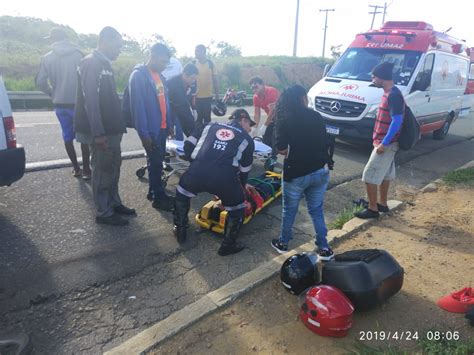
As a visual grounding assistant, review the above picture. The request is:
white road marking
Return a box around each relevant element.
[16,122,59,128]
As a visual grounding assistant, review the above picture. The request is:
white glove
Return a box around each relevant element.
[258,124,267,137]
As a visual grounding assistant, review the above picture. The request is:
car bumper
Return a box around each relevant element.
[0,146,26,186]
[324,116,375,142]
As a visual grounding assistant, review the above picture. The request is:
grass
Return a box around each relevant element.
[328,204,364,230]
[442,167,474,186]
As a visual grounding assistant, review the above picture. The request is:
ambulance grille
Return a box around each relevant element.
[315,97,367,118]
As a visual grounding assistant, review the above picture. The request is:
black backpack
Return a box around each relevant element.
[398,105,420,150]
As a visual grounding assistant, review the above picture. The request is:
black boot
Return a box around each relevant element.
[218,213,245,256]
[173,193,190,244]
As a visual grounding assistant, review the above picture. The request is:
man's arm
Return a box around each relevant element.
[183,126,203,160]
[128,71,150,141]
[238,139,255,186]
[79,59,105,137]
[35,57,53,97]
[274,117,289,155]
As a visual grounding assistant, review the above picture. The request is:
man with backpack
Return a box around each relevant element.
[194,44,220,128]
[355,62,404,219]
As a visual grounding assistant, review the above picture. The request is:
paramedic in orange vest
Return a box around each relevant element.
[355,62,404,219]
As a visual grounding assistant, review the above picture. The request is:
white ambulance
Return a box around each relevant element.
[0,76,25,186]
[308,21,470,141]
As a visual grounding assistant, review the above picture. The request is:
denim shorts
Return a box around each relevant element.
[362,142,398,185]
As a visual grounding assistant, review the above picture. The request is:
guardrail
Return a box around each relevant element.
[7,91,253,111]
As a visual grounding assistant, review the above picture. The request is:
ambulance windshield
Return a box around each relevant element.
[328,48,422,86]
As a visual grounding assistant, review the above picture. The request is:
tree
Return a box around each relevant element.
[140,33,177,56]
[208,40,242,58]
[330,44,342,59]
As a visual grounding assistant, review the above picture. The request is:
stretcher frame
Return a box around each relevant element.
[135,139,275,188]
[194,170,282,234]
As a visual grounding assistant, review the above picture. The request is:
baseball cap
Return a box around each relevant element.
[437,287,474,313]
[44,27,68,41]
[229,109,256,127]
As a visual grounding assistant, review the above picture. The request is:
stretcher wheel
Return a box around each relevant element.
[136,166,147,178]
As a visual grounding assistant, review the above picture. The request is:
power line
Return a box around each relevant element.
[320,8,335,58]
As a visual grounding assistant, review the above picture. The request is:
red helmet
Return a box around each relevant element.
[300,285,354,337]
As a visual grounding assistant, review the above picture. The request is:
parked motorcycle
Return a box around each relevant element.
[222,88,247,107]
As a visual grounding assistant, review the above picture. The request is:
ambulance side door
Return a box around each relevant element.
[408,53,435,133]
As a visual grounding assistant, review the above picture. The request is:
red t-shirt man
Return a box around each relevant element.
[249,76,280,137]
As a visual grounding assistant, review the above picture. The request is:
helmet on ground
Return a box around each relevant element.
[212,100,227,116]
[280,252,319,295]
[300,285,354,337]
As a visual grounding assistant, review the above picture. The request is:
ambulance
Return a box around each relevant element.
[308,21,470,142]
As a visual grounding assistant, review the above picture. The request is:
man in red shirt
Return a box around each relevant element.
[249,76,280,167]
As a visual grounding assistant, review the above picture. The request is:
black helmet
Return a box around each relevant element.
[212,100,227,117]
[280,252,320,295]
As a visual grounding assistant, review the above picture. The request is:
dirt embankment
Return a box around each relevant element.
[154,184,473,354]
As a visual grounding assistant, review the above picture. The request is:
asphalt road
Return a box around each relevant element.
[1,109,473,353]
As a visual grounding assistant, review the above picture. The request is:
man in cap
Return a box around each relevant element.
[355,62,404,219]
[172,109,256,256]
[36,27,91,179]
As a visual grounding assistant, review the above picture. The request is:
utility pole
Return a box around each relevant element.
[368,5,382,29]
[320,8,335,58]
[382,2,387,24]
[293,0,300,56]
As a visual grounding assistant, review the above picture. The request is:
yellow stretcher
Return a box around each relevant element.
[195,171,283,234]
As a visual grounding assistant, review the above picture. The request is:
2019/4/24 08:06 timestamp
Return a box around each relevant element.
[358,330,461,341]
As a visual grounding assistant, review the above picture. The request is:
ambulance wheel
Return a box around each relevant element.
[136,167,147,178]
[433,117,451,140]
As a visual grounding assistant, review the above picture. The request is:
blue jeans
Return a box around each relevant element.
[146,129,167,201]
[279,167,330,249]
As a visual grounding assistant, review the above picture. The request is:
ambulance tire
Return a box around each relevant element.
[433,115,451,140]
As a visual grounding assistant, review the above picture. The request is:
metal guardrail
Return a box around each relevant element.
[7,91,253,111]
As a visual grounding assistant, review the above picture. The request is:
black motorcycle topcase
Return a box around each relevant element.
[321,249,404,311]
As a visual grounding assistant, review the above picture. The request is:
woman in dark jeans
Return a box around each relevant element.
[271,85,334,260]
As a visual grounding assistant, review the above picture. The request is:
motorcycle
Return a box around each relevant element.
[222,88,247,107]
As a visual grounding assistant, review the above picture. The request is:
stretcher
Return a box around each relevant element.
[195,171,282,234]
[135,139,274,188]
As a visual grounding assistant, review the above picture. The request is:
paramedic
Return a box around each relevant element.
[173,109,256,256]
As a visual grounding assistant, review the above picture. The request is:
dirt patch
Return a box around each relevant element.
[153,185,473,354]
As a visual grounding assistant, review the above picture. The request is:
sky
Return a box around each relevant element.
[2,0,473,57]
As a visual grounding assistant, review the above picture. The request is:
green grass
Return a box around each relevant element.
[328,205,364,230]
[3,76,36,91]
[442,167,474,186]
[418,336,474,355]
